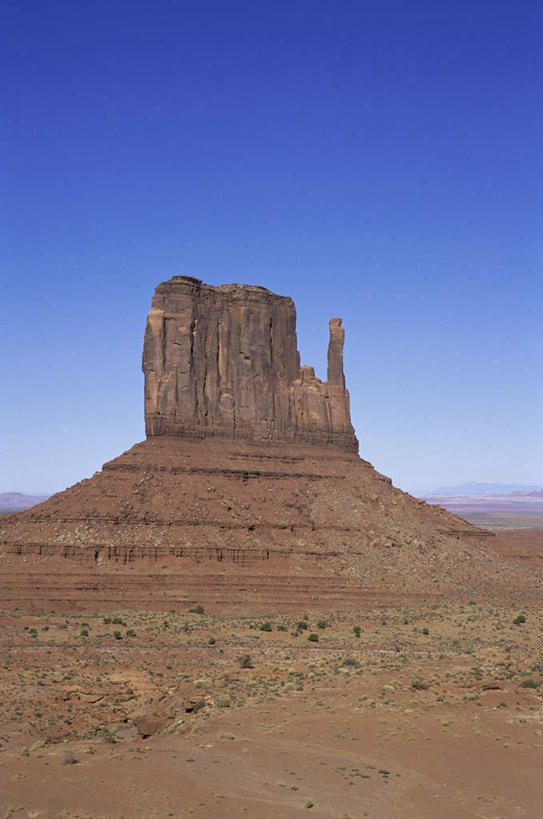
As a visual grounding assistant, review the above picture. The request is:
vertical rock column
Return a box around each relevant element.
[327,318,346,389]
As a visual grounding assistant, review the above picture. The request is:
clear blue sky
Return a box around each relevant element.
[2,0,541,494]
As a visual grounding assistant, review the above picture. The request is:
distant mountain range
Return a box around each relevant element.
[0,492,50,512]
[423,482,542,497]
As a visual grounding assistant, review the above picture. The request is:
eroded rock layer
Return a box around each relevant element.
[143,275,357,451]
[0,437,539,611]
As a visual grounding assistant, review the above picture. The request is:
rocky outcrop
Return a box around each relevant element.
[1,273,538,614]
[142,275,358,452]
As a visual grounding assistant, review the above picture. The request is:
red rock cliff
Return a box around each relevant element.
[142,275,358,451]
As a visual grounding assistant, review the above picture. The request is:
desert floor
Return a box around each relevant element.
[1,595,542,819]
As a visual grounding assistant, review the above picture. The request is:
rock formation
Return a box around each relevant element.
[0,275,539,612]
[143,275,357,451]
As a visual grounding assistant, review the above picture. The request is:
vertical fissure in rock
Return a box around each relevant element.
[268,315,275,426]
[161,314,167,375]
[190,316,198,421]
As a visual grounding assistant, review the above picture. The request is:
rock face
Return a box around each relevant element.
[143,275,357,452]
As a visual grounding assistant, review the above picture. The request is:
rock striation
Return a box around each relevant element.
[143,275,357,451]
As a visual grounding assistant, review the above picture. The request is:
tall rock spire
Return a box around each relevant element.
[327,318,346,389]
[142,275,358,452]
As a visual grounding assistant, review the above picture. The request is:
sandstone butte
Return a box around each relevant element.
[0,275,540,612]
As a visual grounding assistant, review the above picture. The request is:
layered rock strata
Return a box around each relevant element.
[143,275,357,451]
[0,436,538,612]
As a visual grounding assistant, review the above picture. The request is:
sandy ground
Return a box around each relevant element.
[1,600,542,818]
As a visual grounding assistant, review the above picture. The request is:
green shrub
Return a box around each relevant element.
[239,654,254,668]
[317,620,327,629]
[340,657,359,668]
[353,625,361,638]
[297,621,308,631]
[101,729,116,744]
[208,636,216,645]
[113,630,123,640]
[308,633,319,642]
[189,604,205,614]
[513,614,526,625]
[411,678,429,690]
[520,678,540,689]
[259,622,272,632]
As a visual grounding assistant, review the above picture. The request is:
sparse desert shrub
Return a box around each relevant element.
[80,629,89,637]
[126,629,136,637]
[353,626,361,638]
[340,657,359,668]
[259,622,272,632]
[188,700,205,714]
[411,678,429,690]
[239,654,254,669]
[101,729,116,744]
[422,628,429,635]
[208,636,216,645]
[513,614,526,625]
[113,630,123,640]
[216,698,230,708]
[520,678,540,689]
[62,750,77,765]
[317,620,327,629]
[308,633,319,642]
[297,621,308,631]
[189,604,205,614]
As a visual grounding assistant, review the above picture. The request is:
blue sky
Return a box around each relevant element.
[2,0,541,494]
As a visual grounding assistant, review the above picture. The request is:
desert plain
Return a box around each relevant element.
[0,563,542,818]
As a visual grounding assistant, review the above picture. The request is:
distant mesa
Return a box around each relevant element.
[0,492,50,512]
[143,275,358,451]
[423,482,542,497]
